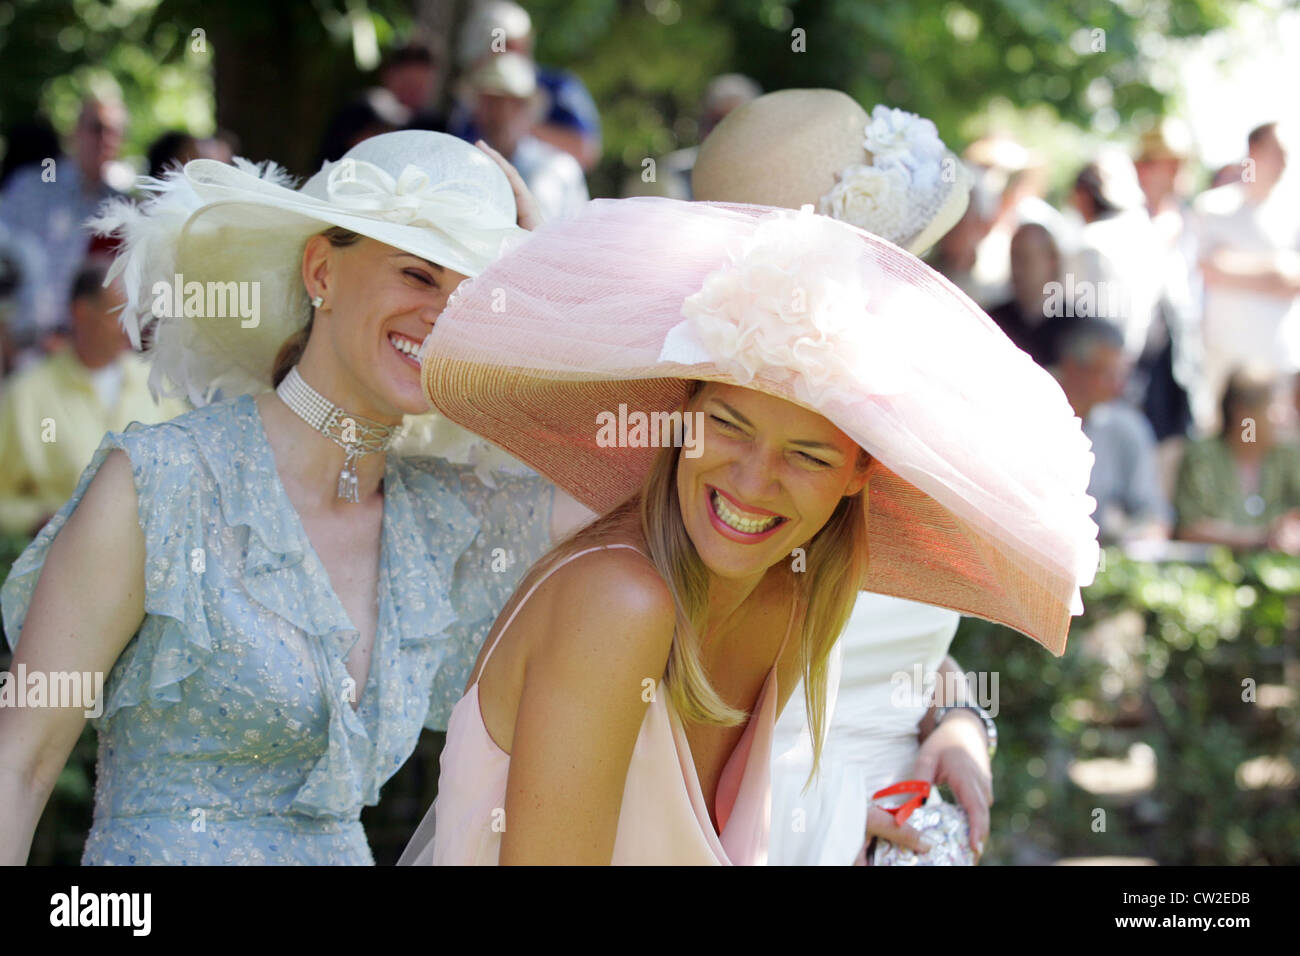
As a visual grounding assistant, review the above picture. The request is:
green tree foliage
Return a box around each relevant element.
[951,547,1300,865]
[0,0,1254,185]
[525,0,1249,195]
[0,0,418,175]
[0,0,209,164]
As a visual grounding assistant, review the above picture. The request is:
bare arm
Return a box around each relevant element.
[917,655,973,741]
[499,554,674,864]
[1200,248,1300,297]
[1177,517,1269,550]
[0,450,146,864]
[911,652,993,858]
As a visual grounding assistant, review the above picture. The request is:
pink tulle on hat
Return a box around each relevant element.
[420,197,1099,654]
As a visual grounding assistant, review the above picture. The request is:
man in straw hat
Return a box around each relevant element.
[1129,121,1198,483]
[693,87,1003,865]
[462,51,588,222]
[406,181,1098,861]
[0,129,586,865]
[453,0,603,171]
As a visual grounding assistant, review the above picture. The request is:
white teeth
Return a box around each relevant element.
[390,335,420,357]
[712,490,780,534]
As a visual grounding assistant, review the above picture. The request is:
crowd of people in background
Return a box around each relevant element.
[936,118,1300,555]
[0,0,1297,558]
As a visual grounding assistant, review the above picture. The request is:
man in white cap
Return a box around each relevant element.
[453,0,602,171]
[464,52,588,221]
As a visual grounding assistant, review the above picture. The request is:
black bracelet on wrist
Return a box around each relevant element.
[933,703,997,759]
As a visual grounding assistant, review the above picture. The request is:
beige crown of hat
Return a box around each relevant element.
[693,89,971,255]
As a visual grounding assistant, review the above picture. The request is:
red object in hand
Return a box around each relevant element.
[870,780,932,827]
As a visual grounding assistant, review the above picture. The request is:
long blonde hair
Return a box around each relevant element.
[521,383,871,784]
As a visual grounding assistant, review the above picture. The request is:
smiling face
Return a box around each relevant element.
[301,233,469,420]
[675,382,869,583]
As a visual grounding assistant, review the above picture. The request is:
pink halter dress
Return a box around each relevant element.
[400,544,797,865]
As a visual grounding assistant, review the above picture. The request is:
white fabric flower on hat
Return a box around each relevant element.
[812,105,960,250]
[818,163,911,244]
[863,105,946,188]
[659,206,915,405]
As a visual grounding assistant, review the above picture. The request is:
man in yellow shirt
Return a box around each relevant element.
[0,258,185,535]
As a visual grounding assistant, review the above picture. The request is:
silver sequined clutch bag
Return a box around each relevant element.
[867,781,975,866]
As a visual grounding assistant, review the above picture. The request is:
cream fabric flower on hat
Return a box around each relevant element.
[818,164,911,243]
[660,206,914,405]
[810,104,961,252]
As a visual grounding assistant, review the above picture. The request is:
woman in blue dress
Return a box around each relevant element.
[0,130,578,864]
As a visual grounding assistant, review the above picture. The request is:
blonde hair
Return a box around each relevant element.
[520,381,871,785]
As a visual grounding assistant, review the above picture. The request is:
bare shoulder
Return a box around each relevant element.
[17,448,146,677]
[529,544,676,679]
[87,447,136,498]
[553,544,672,610]
[54,446,144,589]
[499,543,675,862]
[58,448,141,550]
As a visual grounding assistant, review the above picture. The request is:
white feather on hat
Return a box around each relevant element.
[90,158,299,405]
[90,130,530,471]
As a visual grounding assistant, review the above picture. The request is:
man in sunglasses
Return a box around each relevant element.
[0,94,129,366]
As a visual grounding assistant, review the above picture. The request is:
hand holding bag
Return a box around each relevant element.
[865,780,976,866]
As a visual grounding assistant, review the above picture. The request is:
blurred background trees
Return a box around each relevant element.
[2,0,1297,867]
[0,0,1267,193]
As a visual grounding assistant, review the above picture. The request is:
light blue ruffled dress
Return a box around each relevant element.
[0,394,555,865]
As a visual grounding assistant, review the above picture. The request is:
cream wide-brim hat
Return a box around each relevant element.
[692,89,971,256]
[93,129,525,407]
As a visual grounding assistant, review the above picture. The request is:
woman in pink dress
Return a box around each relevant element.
[401,197,1100,865]
[690,89,992,865]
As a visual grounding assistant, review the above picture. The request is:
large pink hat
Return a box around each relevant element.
[420,197,1099,654]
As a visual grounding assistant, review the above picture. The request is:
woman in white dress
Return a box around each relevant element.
[692,90,997,865]
[769,596,968,865]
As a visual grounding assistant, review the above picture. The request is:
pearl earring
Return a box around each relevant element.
[310,295,324,308]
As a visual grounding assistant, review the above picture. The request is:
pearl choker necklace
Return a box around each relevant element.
[274,366,400,503]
